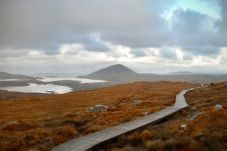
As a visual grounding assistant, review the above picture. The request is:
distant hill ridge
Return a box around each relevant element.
[2,64,227,84]
[80,64,227,84]
[0,72,35,80]
[166,71,196,75]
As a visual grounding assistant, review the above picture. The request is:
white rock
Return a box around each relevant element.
[214,104,223,111]
[143,112,148,116]
[88,104,108,113]
[132,100,141,106]
[179,124,187,130]
[191,107,197,111]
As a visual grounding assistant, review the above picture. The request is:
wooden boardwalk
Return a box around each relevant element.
[52,89,191,151]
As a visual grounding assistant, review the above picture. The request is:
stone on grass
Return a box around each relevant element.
[143,112,148,116]
[191,107,197,111]
[88,104,108,113]
[224,83,227,88]
[0,121,18,129]
[179,124,187,130]
[194,133,207,142]
[132,100,141,106]
[214,104,223,111]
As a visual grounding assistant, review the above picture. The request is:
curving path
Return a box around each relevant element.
[52,89,192,151]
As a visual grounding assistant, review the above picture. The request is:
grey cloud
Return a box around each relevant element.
[171,9,218,45]
[216,0,227,44]
[0,0,227,60]
[182,46,220,56]
[79,34,110,52]
[168,8,226,56]
[160,48,177,60]
[0,0,173,54]
[0,48,29,58]
[130,48,147,57]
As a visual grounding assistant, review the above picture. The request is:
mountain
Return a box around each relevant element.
[80,64,141,83]
[80,64,227,84]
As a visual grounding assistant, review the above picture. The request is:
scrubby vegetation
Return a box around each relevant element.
[0,82,194,151]
[98,82,227,151]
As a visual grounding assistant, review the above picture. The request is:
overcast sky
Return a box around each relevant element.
[0,0,227,75]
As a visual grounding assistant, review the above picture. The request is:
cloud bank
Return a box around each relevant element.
[0,0,226,73]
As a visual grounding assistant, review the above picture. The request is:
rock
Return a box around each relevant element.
[191,107,197,111]
[88,104,108,113]
[179,124,187,130]
[194,133,214,149]
[143,112,148,116]
[214,104,223,111]
[0,121,18,130]
[132,100,141,106]
[194,133,206,141]
[210,83,215,86]
[224,83,227,88]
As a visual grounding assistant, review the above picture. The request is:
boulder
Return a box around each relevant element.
[214,104,223,111]
[194,133,207,141]
[132,100,141,106]
[224,83,227,88]
[0,121,18,130]
[88,104,108,113]
[191,107,197,111]
[143,112,148,116]
[179,124,187,130]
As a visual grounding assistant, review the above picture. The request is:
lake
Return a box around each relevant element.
[0,77,107,94]
[0,83,73,94]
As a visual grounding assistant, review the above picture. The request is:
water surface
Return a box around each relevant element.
[0,83,72,94]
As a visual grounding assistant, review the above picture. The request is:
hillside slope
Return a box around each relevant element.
[100,82,227,151]
[0,72,35,80]
[0,82,194,151]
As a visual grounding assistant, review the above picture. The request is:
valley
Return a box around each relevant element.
[1,64,227,94]
[1,1,227,150]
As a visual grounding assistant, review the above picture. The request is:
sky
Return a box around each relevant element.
[0,0,227,75]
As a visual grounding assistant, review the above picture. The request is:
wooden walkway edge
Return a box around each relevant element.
[52,89,192,151]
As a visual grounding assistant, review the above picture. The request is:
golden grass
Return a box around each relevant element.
[0,81,195,151]
[101,82,227,151]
